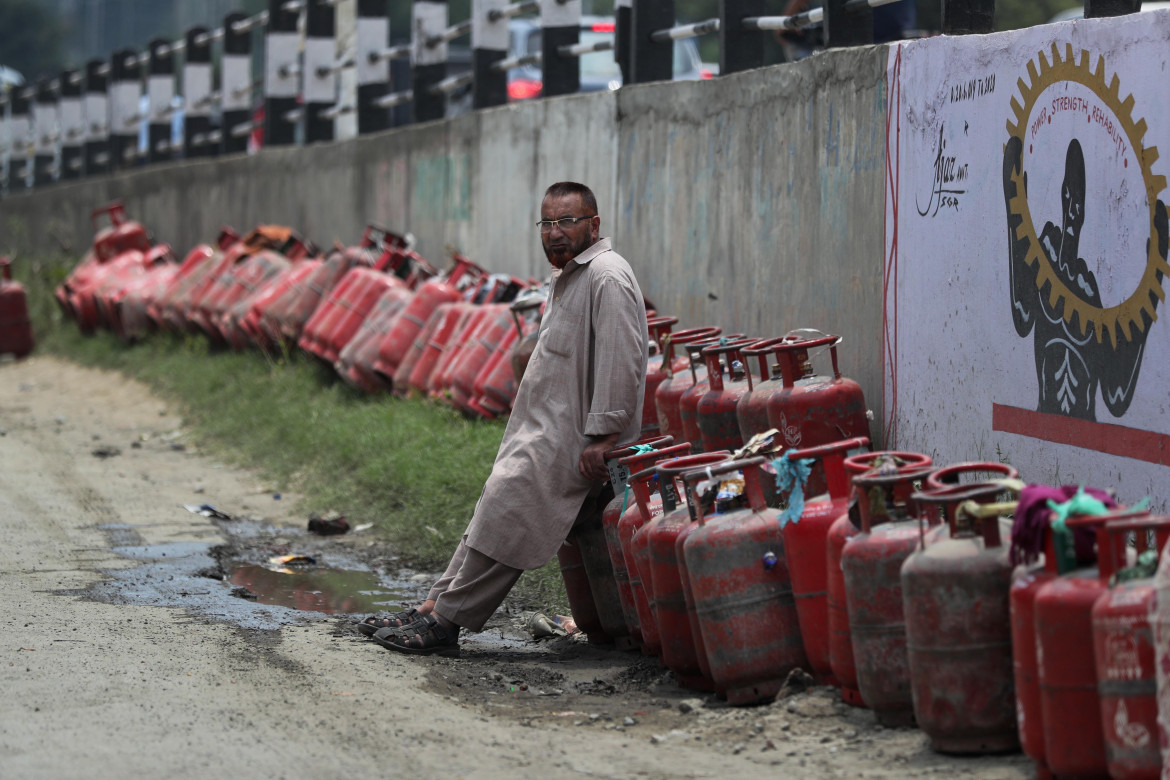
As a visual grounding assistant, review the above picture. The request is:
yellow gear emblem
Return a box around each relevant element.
[1006,42,1169,347]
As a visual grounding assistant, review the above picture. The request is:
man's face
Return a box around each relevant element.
[540,193,599,269]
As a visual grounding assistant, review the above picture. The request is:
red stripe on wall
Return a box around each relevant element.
[992,404,1170,467]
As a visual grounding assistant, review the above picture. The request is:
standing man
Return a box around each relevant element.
[360,181,648,656]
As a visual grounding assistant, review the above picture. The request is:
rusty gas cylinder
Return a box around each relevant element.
[645,452,732,691]
[735,335,799,437]
[620,443,695,657]
[1092,513,1169,779]
[922,462,1021,539]
[556,535,610,645]
[599,436,675,650]
[0,257,35,359]
[904,483,1021,754]
[1034,507,1150,778]
[764,335,869,497]
[677,336,726,452]
[842,465,935,726]
[827,451,932,707]
[653,327,721,440]
[695,338,756,454]
[680,457,807,705]
[779,436,871,684]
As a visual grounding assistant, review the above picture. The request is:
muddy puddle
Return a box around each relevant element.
[227,563,408,614]
[78,521,429,631]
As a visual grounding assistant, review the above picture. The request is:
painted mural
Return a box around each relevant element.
[884,12,1170,506]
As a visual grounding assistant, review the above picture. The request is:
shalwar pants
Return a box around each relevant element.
[426,484,614,632]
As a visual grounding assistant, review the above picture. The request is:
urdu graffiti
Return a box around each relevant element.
[1002,44,1169,422]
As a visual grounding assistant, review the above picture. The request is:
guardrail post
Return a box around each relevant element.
[84,59,110,176]
[109,49,139,170]
[824,0,872,48]
[630,0,674,84]
[33,78,57,186]
[8,90,30,190]
[412,0,448,122]
[223,11,253,155]
[357,0,392,132]
[305,0,336,144]
[472,0,509,108]
[1084,0,1142,16]
[60,69,84,180]
[942,0,995,33]
[184,27,214,158]
[719,0,764,75]
[543,0,581,97]
[147,39,175,163]
[266,0,299,147]
[616,0,632,83]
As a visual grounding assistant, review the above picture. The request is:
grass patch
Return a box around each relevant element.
[15,253,570,613]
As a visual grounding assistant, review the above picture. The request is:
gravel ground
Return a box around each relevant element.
[0,356,1032,779]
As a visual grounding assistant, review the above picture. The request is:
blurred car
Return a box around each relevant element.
[1048,1,1170,23]
[506,16,713,101]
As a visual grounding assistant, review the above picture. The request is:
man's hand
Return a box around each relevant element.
[580,433,621,482]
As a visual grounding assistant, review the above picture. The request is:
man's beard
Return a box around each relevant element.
[544,233,591,266]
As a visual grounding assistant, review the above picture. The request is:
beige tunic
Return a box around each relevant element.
[465,237,648,570]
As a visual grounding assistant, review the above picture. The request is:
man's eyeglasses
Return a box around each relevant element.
[536,215,594,232]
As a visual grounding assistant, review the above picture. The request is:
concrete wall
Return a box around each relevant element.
[0,45,889,425]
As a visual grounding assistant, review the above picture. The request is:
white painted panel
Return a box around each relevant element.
[884,11,1170,508]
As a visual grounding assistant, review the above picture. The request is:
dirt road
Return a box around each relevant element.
[0,357,1031,779]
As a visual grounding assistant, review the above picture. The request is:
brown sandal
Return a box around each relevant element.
[355,608,423,637]
[372,614,460,657]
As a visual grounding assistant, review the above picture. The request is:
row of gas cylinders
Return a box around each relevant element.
[638,324,870,478]
[558,437,1169,778]
[0,255,34,360]
[52,203,553,419]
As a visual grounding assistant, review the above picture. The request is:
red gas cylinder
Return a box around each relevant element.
[736,335,795,437]
[1092,513,1168,779]
[89,202,151,261]
[465,326,520,418]
[654,327,721,440]
[642,316,679,435]
[215,250,294,349]
[428,304,491,400]
[301,264,407,364]
[843,465,938,726]
[645,451,732,690]
[1011,524,1061,780]
[779,436,871,684]
[598,437,675,649]
[904,483,1020,753]
[828,451,932,707]
[679,335,745,452]
[372,255,482,380]
[448,304,515,412]
[148,243,222,333]
[335,285,415,393]
[763,334,870,496]
[571,437,675,651]
[696,339,756,453]
[556,534,610,645]
[407,303,469,395]
[0,257,34,358]
[1035,507,1149,778]
[616,442,695,656]
[680,457,808,705]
